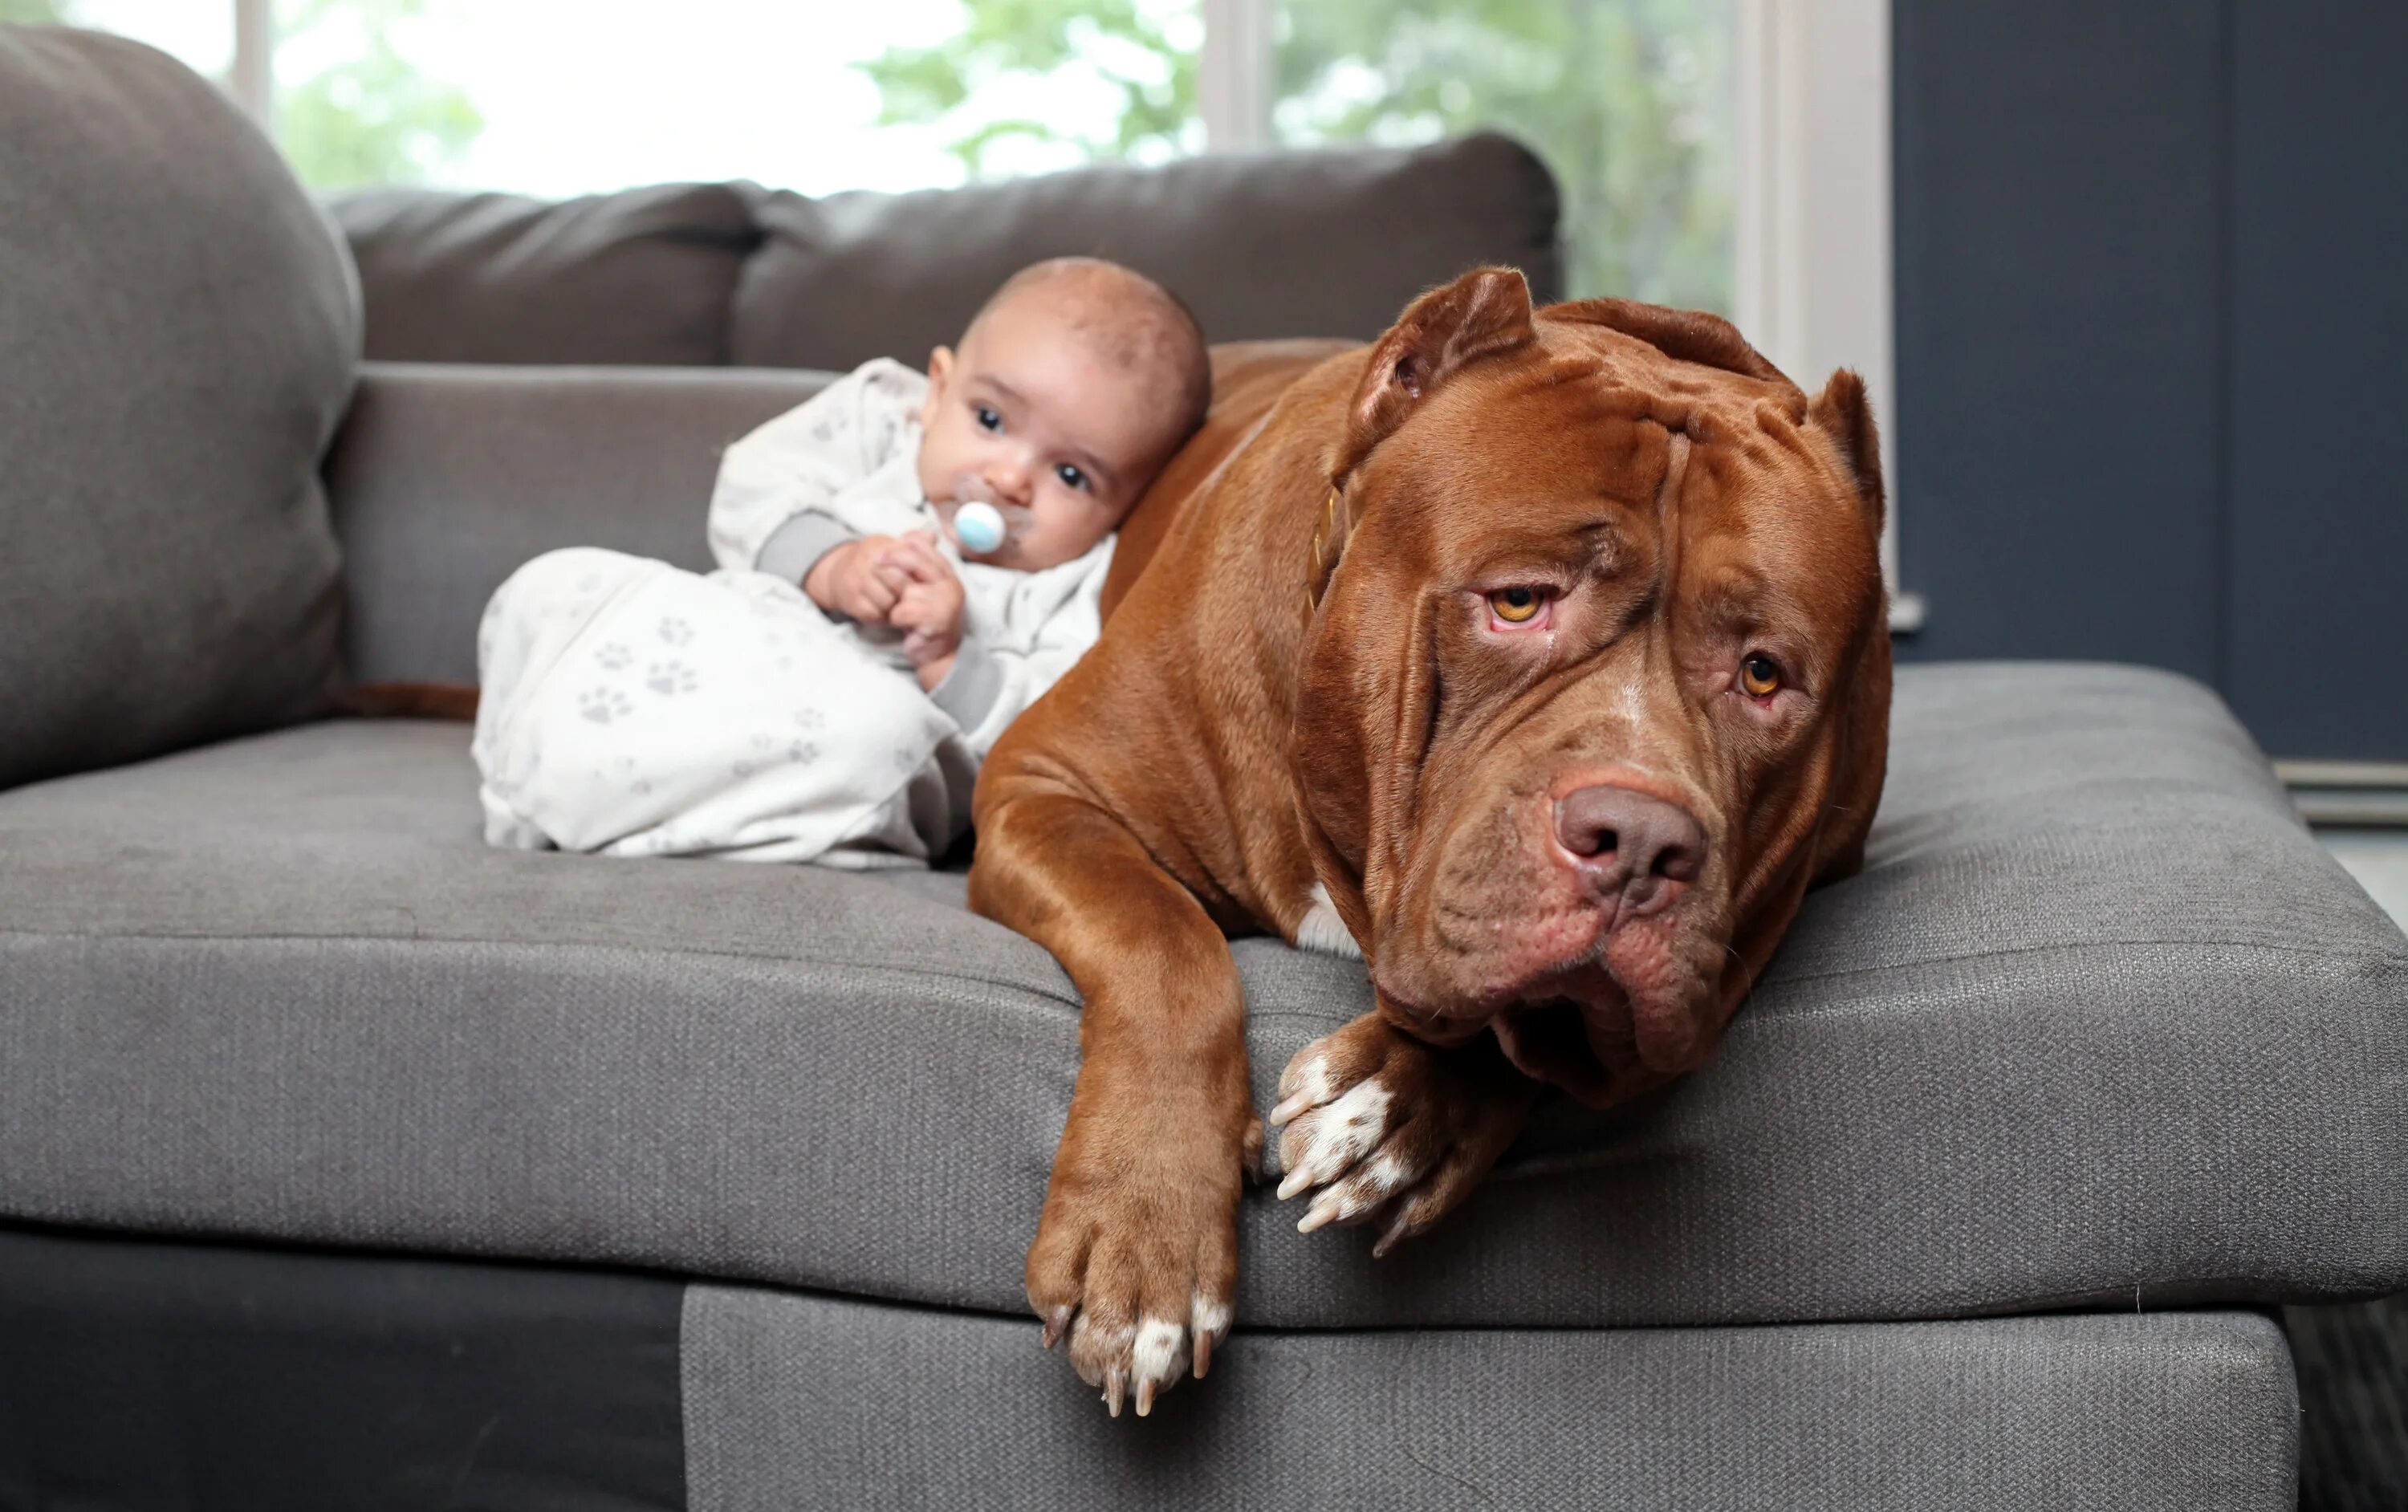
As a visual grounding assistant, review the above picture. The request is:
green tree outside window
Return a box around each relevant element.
[2,0,483,191]
[275,0,483,189]
[861,0,1735,311]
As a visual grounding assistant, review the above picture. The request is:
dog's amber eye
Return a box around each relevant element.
[1488,587,1544,624]
[1739,653,1782,697]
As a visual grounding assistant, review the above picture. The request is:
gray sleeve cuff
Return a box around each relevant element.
[929,636,1004,732]
[755,511,859,585]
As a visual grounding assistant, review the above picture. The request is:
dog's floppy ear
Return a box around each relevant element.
[1804,364,1890,887]
[1310,267,1536,610]
[1330,266,1536,485]
[1807,368,1885,534]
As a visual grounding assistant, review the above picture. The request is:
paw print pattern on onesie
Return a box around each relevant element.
[657,616,694,647]
[595,641,633,671]
[579,688,633,724]
[646,660,698,696]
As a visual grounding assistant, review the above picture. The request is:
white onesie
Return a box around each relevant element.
[471,359,1114,867]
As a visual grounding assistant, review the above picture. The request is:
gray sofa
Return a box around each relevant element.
[4,23,2405,1510]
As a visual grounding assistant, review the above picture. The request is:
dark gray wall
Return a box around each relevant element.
[1892,0,2407,761]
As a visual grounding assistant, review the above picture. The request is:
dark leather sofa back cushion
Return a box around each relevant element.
[0,25,355,791]
[732,132,1561,368]
[333,183,759,365]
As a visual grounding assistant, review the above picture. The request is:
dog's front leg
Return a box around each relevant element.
[970,789,1259,1417]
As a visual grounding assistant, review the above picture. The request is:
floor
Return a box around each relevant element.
[2288,827,2407,1512]
[2291,1293,2408,1512]
[2321,828,2408,931]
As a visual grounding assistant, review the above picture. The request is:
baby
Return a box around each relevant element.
[471,257,1210,866]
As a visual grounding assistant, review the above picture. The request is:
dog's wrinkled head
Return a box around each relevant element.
[1292,266,1891,1104]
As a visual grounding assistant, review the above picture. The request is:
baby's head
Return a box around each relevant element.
[918,257,1210,571]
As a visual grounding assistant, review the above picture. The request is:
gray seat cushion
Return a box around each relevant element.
[0,664,2401,1327]
[684,1295,2299,1512]
[0,25,356,790]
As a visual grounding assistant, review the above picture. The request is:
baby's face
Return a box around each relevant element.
[917,296,1184,571]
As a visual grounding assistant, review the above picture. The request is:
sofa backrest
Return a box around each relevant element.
[330,133,1561,370]
[332,182,755,367]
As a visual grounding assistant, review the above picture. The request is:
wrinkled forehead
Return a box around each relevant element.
[1392,321,1844,534]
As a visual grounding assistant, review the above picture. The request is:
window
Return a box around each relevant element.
[6,0,1072,196]
[7,1,1728,307]
[860,0,1737,310]
[1267,1,1735,311]
[280,0,1068,197]
[2,0,233,77]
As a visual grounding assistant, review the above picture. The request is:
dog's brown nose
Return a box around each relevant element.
[1553,785,1705,918]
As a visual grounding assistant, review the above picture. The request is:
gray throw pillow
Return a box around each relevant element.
[0,25,356,791]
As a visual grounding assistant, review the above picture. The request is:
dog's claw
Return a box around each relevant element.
[1193,1328,1213,1380]
[1135,1376,1156,1416]
[1041,1306,1072,1350]
[1103,1366,1126,1418]
[1267,1093,1313,1128]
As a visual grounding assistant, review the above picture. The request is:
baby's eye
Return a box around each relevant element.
[1055,462,1088,492]
[974,404,1003,433]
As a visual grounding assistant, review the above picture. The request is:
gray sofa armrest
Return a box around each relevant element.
[326,361,831,685]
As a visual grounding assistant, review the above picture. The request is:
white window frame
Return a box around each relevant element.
[228,0,272,126]
[1199,0,1274,150]
[1733,0,1918,630]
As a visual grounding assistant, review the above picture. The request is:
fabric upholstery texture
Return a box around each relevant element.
[730,133,1564,370]
[681,1286,2299,1511]
[327,363,828,685]
[0,25,355,790]
[0,665,2399,1328]
[332,183,760,367]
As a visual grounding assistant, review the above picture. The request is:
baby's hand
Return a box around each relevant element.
[882,530,967,690]
[803,534,909,624]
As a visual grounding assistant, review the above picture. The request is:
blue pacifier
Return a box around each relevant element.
[953,500,1007,554]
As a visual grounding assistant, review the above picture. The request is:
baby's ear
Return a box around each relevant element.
[921,346,954,424]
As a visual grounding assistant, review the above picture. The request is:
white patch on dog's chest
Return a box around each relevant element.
[1293,880,1364,959]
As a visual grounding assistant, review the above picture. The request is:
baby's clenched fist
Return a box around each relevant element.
[882,530,967,690]
[803,534,911,624]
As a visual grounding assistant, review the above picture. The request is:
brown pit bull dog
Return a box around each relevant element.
[967,266,1892,1416]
